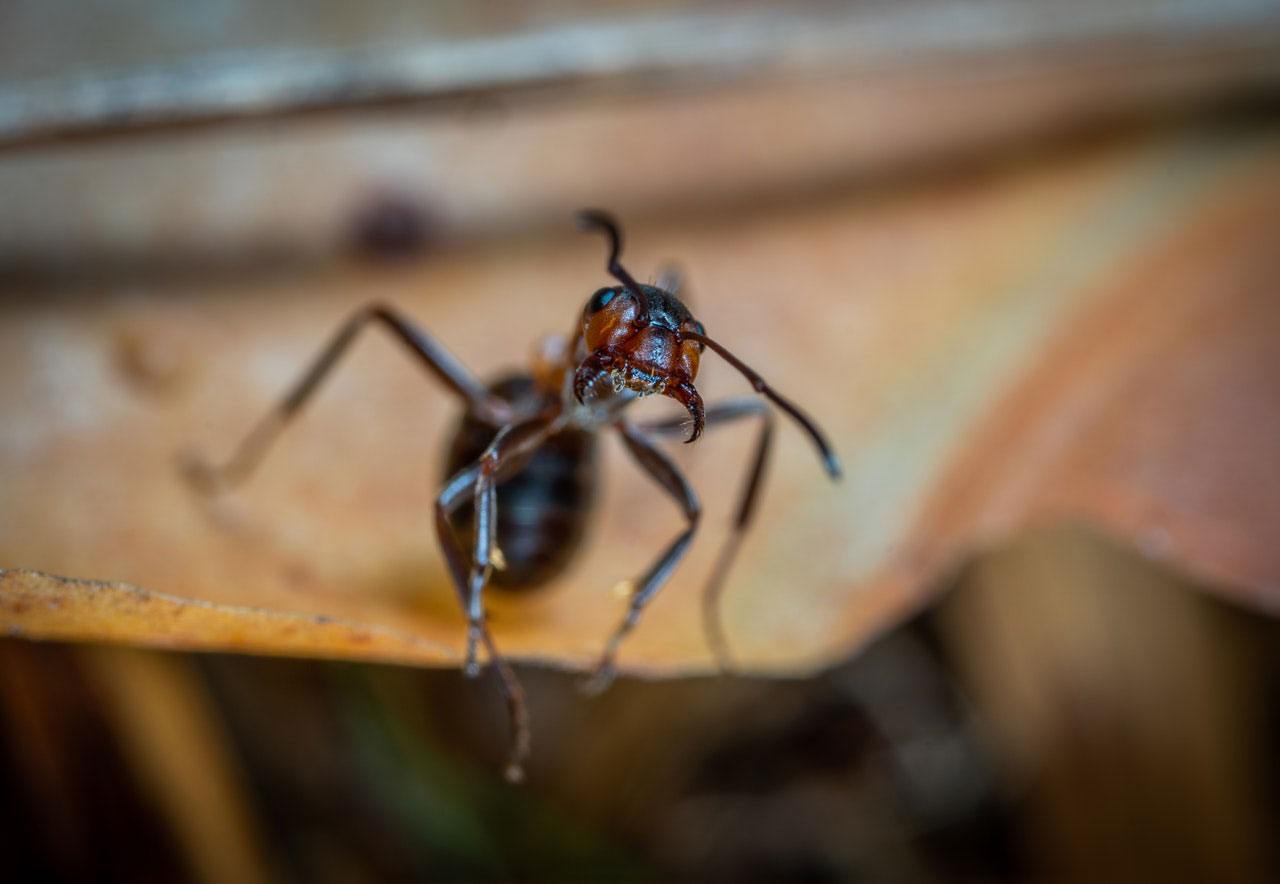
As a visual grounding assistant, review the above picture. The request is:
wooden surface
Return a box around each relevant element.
[3,121,1279,675]
[5,0,1278,147]
[4,1,1280,265]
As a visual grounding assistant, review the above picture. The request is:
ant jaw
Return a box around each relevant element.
[572,348,662,403]
[666,380,704,443]
[573,350,704,441]
[572,350,615,404]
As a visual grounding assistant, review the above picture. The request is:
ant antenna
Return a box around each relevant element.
[686,331,842,478]
[576,210,651,322]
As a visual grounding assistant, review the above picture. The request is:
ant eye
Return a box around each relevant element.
[585,287,616,315]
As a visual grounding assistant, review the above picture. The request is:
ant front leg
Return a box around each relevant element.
[184,303,511,492]
[434,414,563,781]
[640,397,773,671]
[436,415,564,671]
[583,421,701,695]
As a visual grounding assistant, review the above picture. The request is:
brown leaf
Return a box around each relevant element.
[2,125,1279,673]
[0,569,455,664]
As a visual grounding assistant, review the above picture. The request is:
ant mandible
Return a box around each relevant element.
[187,211,841,781]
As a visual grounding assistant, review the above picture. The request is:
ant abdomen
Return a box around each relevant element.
[444,374,597,587]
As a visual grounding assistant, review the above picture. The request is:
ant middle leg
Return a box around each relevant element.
[639,397,773,671]
[185,302,511,493]
[583,421,701,695]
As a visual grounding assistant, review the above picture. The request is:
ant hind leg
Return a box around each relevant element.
[184,303,510,493]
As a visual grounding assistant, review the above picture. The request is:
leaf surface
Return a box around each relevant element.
[3,125,1278,673]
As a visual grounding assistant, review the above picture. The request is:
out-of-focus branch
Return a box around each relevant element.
[1,0,1278,150]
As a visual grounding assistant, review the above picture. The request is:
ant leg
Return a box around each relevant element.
[434,414,563,781]
[654,266,683,298]
[185,303,511,493]
[436,462,487,673]
[640,398,773,672]
[583,422,701,695]
[434,467,529,782]
[437,415,562,669]
[465,417,562,668]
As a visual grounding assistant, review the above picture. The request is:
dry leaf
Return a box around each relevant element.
[3,125,1279,674]
[0,569,455,664]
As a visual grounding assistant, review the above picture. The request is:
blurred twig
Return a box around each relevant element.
[83,647,278,884]
[1,0,1278,149]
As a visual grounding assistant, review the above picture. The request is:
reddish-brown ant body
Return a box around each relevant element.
[189,211,840,780]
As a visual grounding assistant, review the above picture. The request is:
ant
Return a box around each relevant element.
[187,211,840,781]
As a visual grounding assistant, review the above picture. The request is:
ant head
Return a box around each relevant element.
[572,209,842,473]
[574,212,707,440]
[580,285,706,381]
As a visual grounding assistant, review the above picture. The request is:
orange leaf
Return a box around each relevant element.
[3,126,1279,673]
[0,569,456,664]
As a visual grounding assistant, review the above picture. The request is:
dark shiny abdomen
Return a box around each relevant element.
[444,374,596,588]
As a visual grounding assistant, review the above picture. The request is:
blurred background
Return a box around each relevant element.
[3,1,1280,881]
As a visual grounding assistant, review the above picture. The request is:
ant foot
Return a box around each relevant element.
[707,639,739,677]
[178,450,223,495]
[713,654,739,678]
[578,658,617,697]
[504,761,526,784]
[463,628,484,678]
